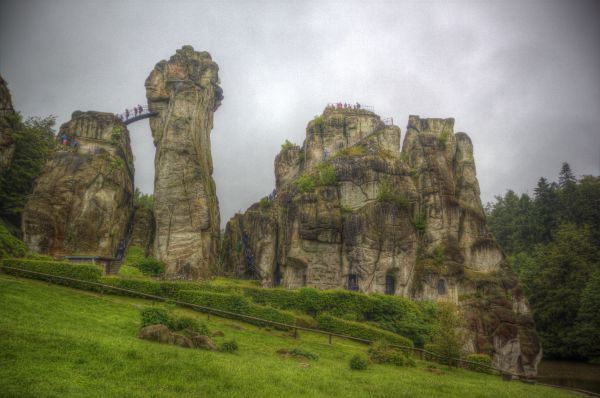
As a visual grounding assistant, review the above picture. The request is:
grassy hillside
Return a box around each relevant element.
[0,274,577,398]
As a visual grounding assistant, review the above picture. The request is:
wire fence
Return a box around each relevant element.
[3,264,598,396]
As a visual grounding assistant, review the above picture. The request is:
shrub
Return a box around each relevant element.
[295,174,316,193]
[333,146,365,158]
[368,340,415,367]
[413,210,427,233]
[176,290,295,329]
[349,354,368,370]
[0,221,29,259]
[290,347,319,361]
[377,178,409,209]
[281,139,295,150]
[111,126,123,144]
[169,315,209,335]
[427,302,466,366]
[438,131,449,149]
[465,353,492,373]
[101,276,161,297]
[135,257,165,277]
[259,196,270,209]
[315,314,413,347]
[118,265,145,278]
[220,340,239,353]
[1,258,102,289]
[317,163,337,186]
[140,307,170,327]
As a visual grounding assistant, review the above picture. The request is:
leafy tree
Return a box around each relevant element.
[426,302,466,365]
[574,269,600,360]
[0,114,56,229]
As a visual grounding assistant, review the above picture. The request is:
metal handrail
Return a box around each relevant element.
[1,264,553,385]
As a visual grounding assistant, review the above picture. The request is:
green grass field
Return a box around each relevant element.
[0,274,577,398]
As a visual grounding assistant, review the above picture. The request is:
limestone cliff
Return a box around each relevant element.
[22,111,134,257]
[145,45,223,279]
[129,205,155,256]
[0,75,16,172]
[223,107,541,376]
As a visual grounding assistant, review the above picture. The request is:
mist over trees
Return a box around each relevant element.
[486,163,600,361]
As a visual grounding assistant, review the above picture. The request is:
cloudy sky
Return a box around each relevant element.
[1,0,599,226]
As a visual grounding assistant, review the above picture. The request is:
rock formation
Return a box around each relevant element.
[222,106,541,376]
[145,45,223,279]
[0,75,16,172]
[22,111,134,257]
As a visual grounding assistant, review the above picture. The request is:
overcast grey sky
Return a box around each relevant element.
[1,0,599,227]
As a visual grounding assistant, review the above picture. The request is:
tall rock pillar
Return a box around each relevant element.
[145,45,223,279]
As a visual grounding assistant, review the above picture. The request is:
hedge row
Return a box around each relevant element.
[241,286,431,345]
[1,258,102,289]
[176,290,296,329]
[315,314,414,347]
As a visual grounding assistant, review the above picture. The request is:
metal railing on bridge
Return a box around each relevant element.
[116,106,159,125]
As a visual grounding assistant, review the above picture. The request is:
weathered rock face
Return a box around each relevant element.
[223,107,541,376]
[146,45,223,279]
[22,111,134,257]
[0,75,16,172]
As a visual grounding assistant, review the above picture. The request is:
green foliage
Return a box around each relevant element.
[0,221,29,259]
[333,146,365,158]
[427,302,465,366]
[368,340,415,367]
[295,173,316,193]
[140,307,209,335]
[135,257,165,277]
[465,354,492,373]
[176,290,296,329]
[220,340,239,353]
[0,114,56,228]
[377,178,409,209]
[409,168,419,181]
[298,151,305,162]
[111,126,123,144]
[0,275,577,398]
[259,196,270,209]
[107,156,125,174]
[133,188,154,210]
[413,209,427,233]
[140,307,170,327]
[317,162,337,186]
[1,258,102,289]
[437,131,449,149]
[349,354,368,370]
[123,246,165,277]
[281,139,296,150]
[575,269,600,360]
[117,265,145,278]
[289,347,319,361]
[312,115,324,127]
[316,314,413,347]
[101,276,162,297]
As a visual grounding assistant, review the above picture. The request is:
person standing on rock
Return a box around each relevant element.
[134,107,138,117]
[125,109,130,120]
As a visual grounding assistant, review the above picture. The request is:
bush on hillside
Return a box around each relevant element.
[290,347,319,361]
[316,314,413,347]
[295,174,316,193]
[176,290,296,330]
[0,221,29,259]
[219,340,239,353]
[141,307,170,328]
[1,258,102,289]
[368,340,415,367]
[465,353,492,373]
[349,354,368,370]
[135,257,165,277]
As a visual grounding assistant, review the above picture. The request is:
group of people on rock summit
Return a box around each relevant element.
[116,105,144,121]
[327,102,362,110]
[60,133,79,148]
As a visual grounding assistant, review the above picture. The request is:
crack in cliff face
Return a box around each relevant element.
[146,46,222,279]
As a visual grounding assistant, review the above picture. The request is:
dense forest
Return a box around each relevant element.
[486,163,600,362]
[0,113,56,234]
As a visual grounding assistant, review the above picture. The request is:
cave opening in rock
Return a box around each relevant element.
[273,263,282,287]
[437,279,447,295]
[348,274,359,291]
[385,274,396,295]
